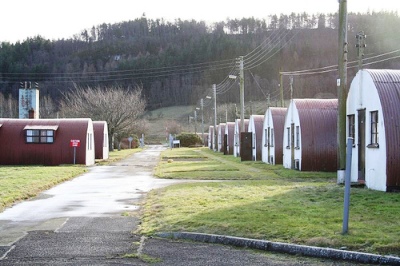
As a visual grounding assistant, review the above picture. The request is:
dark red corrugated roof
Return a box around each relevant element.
[366,69,400,188]
[294,99,338,171]
[269,107,287,164]
[0,118,92,165]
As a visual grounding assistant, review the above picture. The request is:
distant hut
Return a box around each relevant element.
[208,126,214,149]
[262,107,286,165]
[233,119,249,157]
[347,69,400,191]
[217,123,226,153]
[0,118,95,166]
[93,121,109,160]
[248,115,264,161]
[224,122,235,155]
[282,99,338,171]
[213,125,219,151]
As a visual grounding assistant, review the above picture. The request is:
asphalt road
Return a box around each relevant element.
[0,145,370,265]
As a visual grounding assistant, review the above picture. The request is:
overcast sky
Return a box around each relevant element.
[1,0,399,43]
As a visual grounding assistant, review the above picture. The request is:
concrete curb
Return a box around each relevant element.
[156,232,400,265]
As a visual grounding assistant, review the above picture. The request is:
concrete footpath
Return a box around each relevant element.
[0,145,397,265]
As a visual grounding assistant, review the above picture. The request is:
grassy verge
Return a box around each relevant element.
[142,147,400,256]
[0,148,142,212]
[96,148,143,165]
[0,166,86,212]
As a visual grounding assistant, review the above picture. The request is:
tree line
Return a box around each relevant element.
[0,11,399,116]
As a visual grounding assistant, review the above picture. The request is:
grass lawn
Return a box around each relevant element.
[142,147,400,256]
[0,148,141,212]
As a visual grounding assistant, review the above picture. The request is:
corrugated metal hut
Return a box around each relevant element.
[93,121,109,160]
[217,123,226,153]
[224,122,235,155]
[0,118,95,166]
[282,99,338,171]
[262,107,286,165]
[347,69,400,192]
[248,115,264,161]
[233,118,249,157]
[213,125,219,151]
[208,126,214,149]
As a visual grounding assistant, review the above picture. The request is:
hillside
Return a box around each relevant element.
[1,11,400,118]
[144,100,289,143]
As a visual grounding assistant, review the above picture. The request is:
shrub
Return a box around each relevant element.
[176,132,202,147]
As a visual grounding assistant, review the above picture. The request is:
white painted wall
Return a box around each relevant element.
[262,109,274,164]
[102,122,109,160]
[208,126,214,149]
[282,101,302,170]
[85,119,95,166]
[347,70,387,191]
[233,119,240,157]
[225,122,235,155]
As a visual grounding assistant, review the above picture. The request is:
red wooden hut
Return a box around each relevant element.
[0,118,95,166]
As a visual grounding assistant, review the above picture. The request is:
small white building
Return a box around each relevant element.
[224,122,235,155]
[233,119,249,157]
[282,99,338,171]
[346,69,400,192]
[217,123,226,153]
[248,115,264,161]
[262,107,286,165]
[208,126,214,149]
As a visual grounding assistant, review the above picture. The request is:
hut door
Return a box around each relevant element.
[358,109,366,182]
[223,134,228,155]
[240,132,253,161]
[291,123,295,169]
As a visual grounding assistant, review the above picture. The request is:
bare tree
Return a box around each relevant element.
[60,84,146,151]
[0,93,18,118]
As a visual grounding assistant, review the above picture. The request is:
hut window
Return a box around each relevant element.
[87,133,93,150]
[286,127,290,149]
[369,111,379,147]
[270,129,274,147]
[295,126,300,149]
[26,129,54,144]
[348,114,355,140]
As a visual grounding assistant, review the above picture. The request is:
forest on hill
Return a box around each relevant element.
[0,11,399,117]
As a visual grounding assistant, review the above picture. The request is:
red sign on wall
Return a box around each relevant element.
[70,139,81,147]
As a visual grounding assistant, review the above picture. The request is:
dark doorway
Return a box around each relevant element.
[240,132,252,161]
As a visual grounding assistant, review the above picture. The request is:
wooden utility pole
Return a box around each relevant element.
[213,84,217,151]
[279,69,284,107]
[338,0,348,174]
[356,31,366,70]
[239,56,245,132]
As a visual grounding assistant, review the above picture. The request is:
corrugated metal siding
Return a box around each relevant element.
[93,121,106,159]
[251,115,264,161]
[270,107,287,165]
[225,122,235,155]
[367,69,400,189]
[295,99,338,171]
[0,118,90,166]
